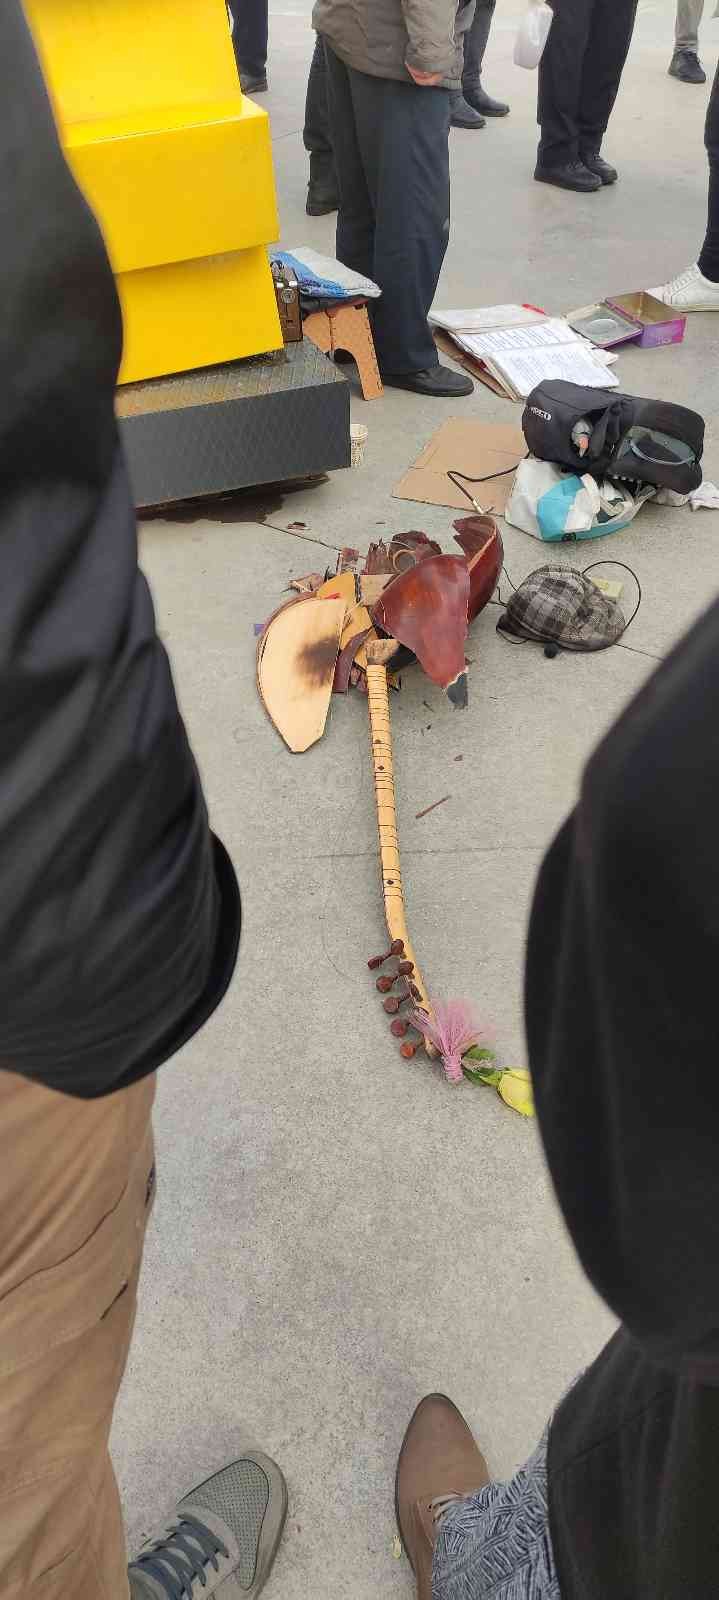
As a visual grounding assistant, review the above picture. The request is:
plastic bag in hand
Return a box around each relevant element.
[514,0,553,69]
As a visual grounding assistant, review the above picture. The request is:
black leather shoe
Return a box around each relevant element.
[668,48,706,83]
[534,159,602,193]
[306,181,339,216]
[240,72,268,93]
[581,150,618,185]
[463,83,510,117]
[382,366,474,398]
[450,94,486,129]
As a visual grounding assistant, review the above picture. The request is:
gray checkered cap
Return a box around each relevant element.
[497,566,626,652]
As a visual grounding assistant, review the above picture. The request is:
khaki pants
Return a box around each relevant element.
[676,0,704,50]
[0,1069,156,1600]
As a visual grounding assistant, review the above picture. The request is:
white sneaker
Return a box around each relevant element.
[649,262,719,311]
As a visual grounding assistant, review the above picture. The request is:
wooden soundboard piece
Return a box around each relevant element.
[257,596,346,752]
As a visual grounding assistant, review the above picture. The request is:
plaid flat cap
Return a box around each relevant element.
[497,566,626,652]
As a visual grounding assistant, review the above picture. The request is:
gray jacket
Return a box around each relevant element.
[312,0,475,90]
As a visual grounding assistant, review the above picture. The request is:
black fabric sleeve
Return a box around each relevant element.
[526,598,719,1379]
[0,4,240,1097]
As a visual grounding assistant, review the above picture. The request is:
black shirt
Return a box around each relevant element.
[0,2,239,1097]
[527,599,719,1596]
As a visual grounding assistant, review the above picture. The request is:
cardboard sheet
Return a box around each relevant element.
[392,419,526,514]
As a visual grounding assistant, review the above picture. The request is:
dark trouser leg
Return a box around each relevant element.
[227,0,268,82]
[538,0,595,166]
[578,0,638,156]
[325,46,375,283]
[369,79,450,372]
[304,35,336,187]
[336,63,450,373]
[698,63,719,279]
[462,0,496,90]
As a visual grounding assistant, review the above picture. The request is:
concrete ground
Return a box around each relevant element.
[113,5,719,1595]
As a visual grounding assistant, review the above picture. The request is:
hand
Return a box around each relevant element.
[406,64,442,85]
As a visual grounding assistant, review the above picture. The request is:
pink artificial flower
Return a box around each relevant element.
[408,999,487,1085]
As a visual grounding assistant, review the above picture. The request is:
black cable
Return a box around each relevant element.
[489,565,518,609]
[447,461,525,509]
[583,559,643,630]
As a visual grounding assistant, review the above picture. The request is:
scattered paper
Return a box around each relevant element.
[458,318,579,359]
[489,344,618,400]
[430,303,546,335]
[431,306,618,401]
[592,577,624,602]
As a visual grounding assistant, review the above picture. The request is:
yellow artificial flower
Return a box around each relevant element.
[497,1068,535,1118]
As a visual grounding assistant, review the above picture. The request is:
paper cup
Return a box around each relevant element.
[350,422,368,468]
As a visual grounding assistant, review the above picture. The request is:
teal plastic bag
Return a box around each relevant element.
[537,476,641,541]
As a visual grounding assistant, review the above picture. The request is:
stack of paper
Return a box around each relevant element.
[430,305,619,401]
[430,303,547,335]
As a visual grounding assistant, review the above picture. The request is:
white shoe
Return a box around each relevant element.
[649,262,719,311]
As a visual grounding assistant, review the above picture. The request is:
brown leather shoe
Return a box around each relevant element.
[395,1394,490,1598]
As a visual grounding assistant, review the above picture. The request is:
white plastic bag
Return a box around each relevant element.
[505,459,653,542]
[513,0,553,70]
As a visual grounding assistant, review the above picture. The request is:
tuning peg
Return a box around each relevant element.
[368,938,405,970]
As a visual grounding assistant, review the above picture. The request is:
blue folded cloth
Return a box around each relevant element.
[270,247,381,302]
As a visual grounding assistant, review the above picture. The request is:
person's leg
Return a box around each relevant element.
[462,0,495,88]
[675,0,705,52]
[0,1068,156,1600]
[577,0,639,162]
[462,0,510,116]
[647,62,719,305]
[227,0,269,89]
[395,1394,561,1600]
[536,0,600,184]
[350,76,451,374]
[0,1064,288,1600]
[433,1436,562,1600]
[325,45,376,285]
[304,35,338,214]
[698,64,719,279]
[670,0,707,80]
[326,54,469,393]
[451,2,490,128]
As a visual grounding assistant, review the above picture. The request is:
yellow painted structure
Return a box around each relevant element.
[26,0,283,383]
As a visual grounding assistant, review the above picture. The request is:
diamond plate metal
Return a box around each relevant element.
[117,342,351,507]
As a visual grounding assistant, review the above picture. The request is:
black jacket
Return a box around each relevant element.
[0,3,239,1097]
[527,599,719,1595]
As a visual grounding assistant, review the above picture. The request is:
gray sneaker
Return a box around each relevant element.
[128,1451,287,1600]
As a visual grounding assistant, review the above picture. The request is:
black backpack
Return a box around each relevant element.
[522,380,704,495]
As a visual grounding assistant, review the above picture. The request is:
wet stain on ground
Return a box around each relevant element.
[138,475,328,525]
[140,488,285,525]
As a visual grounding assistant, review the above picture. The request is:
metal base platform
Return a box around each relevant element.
[116,341,350,509]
